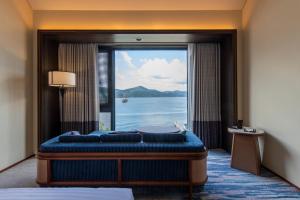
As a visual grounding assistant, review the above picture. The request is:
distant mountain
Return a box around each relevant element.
[115,86,187,98]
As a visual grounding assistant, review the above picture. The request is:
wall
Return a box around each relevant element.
[4,0,299,188]
[32,10,243,151]
[243,0,300,187]
[33,10,241,30]
[0,0,33,170]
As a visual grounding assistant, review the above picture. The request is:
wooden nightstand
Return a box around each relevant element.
[228,128,264,175]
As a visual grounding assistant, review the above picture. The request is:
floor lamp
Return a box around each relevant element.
[48,71,76,131]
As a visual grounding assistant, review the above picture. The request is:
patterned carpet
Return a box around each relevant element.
[135,150,300,199]
[194,150,300,199]
[0,150,299,199]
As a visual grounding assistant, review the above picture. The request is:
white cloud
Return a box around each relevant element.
[116,57,187,91]
[120,51,135,68]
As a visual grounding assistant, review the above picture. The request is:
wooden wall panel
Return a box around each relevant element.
[38,34,60,146]
[220,33,238,152]
[37,30,237,150]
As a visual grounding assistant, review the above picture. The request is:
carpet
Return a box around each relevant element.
[0,150,299,199]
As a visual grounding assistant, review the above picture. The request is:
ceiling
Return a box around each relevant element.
[28,0,247,11]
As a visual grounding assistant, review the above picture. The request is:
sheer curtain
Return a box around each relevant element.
[58,43,99,134]
[188,43,222,148]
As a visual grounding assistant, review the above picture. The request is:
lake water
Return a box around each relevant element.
[115,97,187,130]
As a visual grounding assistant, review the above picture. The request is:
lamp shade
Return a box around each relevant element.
[48,71,76,88]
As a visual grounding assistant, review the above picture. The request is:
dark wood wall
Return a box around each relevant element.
[37,30,237,152]
[38,35,60,144]
[220,33,237,151]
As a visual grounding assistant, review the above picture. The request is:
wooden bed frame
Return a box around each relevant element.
[37,150,208,199]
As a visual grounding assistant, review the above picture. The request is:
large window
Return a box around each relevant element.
[115,49,187,130]
[97,48,113,130]
[97,52,109,105]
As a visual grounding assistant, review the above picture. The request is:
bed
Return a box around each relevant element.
[0,188,134,200]
[37,131,207,199]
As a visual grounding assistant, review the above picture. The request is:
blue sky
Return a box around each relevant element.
[115,50,187,91]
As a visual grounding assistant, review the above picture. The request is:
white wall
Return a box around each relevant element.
[33,10,241,30]
[0,0,33,170]
[243,0,300,187]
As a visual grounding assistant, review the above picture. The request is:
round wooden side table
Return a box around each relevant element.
[228,128,264,175]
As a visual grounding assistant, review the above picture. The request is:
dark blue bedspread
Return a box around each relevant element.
[41,131,205,182]
[51,160,189,181]
[40,131,205,153]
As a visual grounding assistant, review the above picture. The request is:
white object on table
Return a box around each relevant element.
[228,127,264,135]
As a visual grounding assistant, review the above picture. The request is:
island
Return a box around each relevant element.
[115,86,187,98]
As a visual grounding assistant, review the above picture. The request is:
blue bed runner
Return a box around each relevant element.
[40,131,205,153]
[41,131,204,182]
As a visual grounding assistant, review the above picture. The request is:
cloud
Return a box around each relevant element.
[152,75,170,80]
[120,51,135,68]
[176,81,187,85]
[116,56,187,91]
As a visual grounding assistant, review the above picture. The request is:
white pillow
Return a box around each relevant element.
[174,122,187,134]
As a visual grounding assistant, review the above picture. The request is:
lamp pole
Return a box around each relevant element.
[59,87,65,128]
[48,71,76,133]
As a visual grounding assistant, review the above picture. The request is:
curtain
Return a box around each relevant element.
[188,43,222,149]
[58,43,99,134]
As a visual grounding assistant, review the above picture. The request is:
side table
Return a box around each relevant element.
[228,128,264,175]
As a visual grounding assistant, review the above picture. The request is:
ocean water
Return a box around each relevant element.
[115,97,187,130]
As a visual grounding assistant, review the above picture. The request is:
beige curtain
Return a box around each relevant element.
[58,43,99,134]
[188,43,222,148]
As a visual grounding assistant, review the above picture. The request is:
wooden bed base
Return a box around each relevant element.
[37,151,208,199]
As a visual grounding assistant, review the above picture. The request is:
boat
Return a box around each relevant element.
[122,95,128,103]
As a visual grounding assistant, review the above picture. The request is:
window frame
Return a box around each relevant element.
[98,46,115,130]
[99,45,188,130]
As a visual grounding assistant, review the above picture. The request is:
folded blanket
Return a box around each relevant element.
[143,132,186,143]
[59,133,100,143]
[100,133,141,143]
[109,130,138,134]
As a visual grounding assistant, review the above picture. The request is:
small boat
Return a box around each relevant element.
[122,96,128,103]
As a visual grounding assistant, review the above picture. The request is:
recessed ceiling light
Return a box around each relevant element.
[136,37,142,42]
